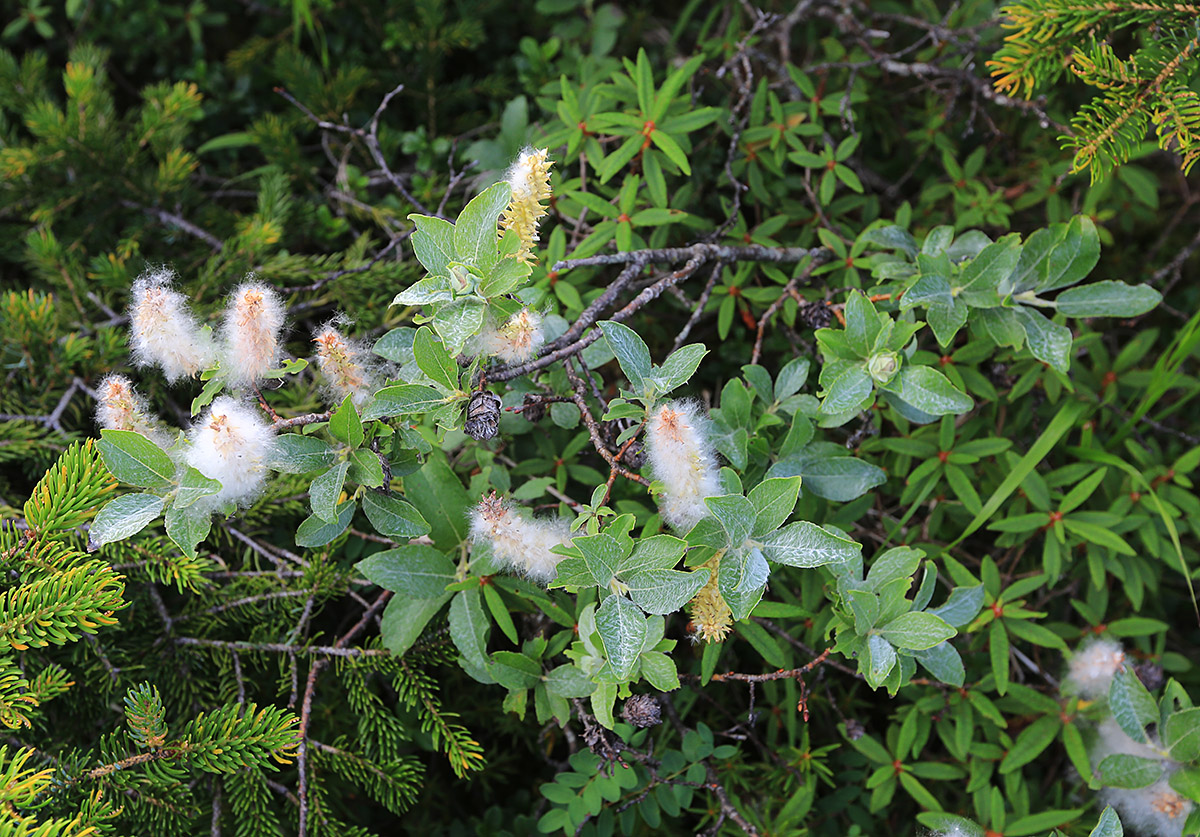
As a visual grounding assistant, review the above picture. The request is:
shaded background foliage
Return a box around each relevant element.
[0,0,1199,834]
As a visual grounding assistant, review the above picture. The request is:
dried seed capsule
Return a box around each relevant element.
[1134,660,1165,691]
[521,393,546,424]
[799,300,833,329]
[464,390,502,441]
[619,439,645,470]
[621,695,661,728]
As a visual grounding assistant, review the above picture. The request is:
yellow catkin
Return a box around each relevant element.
[499,148,553,264]
[689,554,732,643]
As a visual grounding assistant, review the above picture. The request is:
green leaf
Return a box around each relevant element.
[329,395,364,448]
[880,612,956,651]
[926,298,969,347]
[1062,518,1134,555]
[889,366,973,416]
[483,583,518,644]
[902,273,954,309]
[865,547,922,589]
[775,357,811,401]
[98,430,175,489]
[433,298,487,355]
[768,452,887,502]
[640,651,680,691]
[407,214,457,278]
[196,131,256,154]
[1015,307,1072,372]
[617,535,686,575]
[544,664,598,698]
[295,500,355,547]
[1164,707,1200,762]
[974,307,1026,349]
[599,321,652,393]
[649,130,691,175]
[821,365,873,415]
[748,476,801,537]
[380,592,451,657]
[173,467,222,509]
[958,237,1021,302]
[414,326,460,392]
[651,55,704,121]
[309,462,350,523]
[573,534,624,588]
[90,493,165,549]
[1170,766,1200,803]
[843,292,879,356]
[734,620,789,668]
[999,715,1061,773]
[454,182,511,268]
[1037,215,1101,292]
[760,521,860,567]
[361,385,447,420]
[1106,617,1170,637]
[865,226,918,259]
[487,657,540,685]
[634,47,654,114]
[356,544,454,597]
[391,275,453,307]
[348,449,384,488]
[1088,807,1123,837]
[478,253,532,298]
[1109,667,1157,744]
[718,547,769,620]
[362,491,432,540]
[705,494,755,548]
[990,619,1010,695]
[190,376,224,416]
[953,400,1087,546]
[449,588,491,673]
[269,435,335,473]
[864,635,897,687]
[1056,281,1161,318]
[625,568,710,615]
[1004,809,1085,837]
[403,451,470,551]
[488,651,541,690]
[598,136,643,184]
[164,503,211,558]
[928,585,984,628]
[654,343,707,394]
[912,642,965,687]
[595,596,647,680]
[1097,754,1162,789]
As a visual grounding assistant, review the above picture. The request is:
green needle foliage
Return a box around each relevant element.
[990,0,1200,180]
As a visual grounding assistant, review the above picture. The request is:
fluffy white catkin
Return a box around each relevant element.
[645,400,722,532]
[184,396,275,509]
[1064,638,1126,699]
[473,308,544,363]
[1101,780,1192,837]
[469,494,570,582]
[221,282,285,387]
[313,323,375,406]
[95,374,170,448]
[129,268,216,382]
